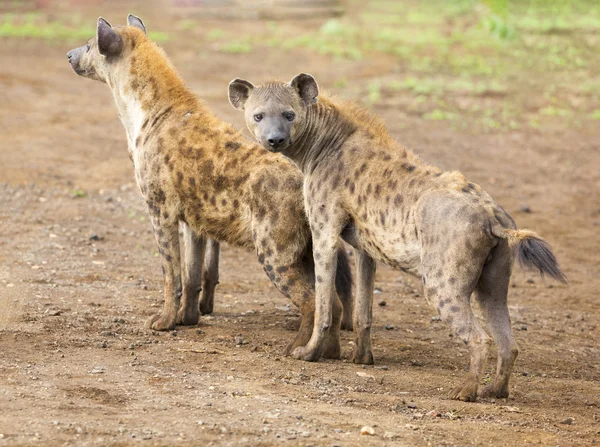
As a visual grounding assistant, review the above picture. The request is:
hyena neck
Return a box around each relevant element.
[107,39,199,153]
[284,98,356,174]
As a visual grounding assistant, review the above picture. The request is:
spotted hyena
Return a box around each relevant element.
[66,18,354,357]
[229,73,566,401]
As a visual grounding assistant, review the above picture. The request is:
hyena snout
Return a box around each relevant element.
[267,132,286,150]
[67,46,86,74]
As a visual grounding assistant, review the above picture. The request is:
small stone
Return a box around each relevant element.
[374,287,383,294]
[235,335,248,345]
[383,431,397,439]
[405,424,418,430]
[384,324,394,330]
[560,417,574,425]
[526,278,535,284]
[48,310,61,316]
[407,403,417,409]
[431,316,441,322]
[520,205,532,213]
[520,325,528,331]
[425,410,440,418]
[378,300,386,307]
[360,426,375,436]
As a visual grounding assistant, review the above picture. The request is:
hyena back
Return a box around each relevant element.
[229,73,566,401]
[66,18,353,356]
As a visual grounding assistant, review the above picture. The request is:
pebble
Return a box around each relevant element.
[425,410,440,418]
[235,336,248,345]
[384,324,394,330]
[560,417,574,425]
[383,431,397,439]
[520,205,532,213]
[431,316,441,322]
[378,300,387,307]
[405,424,418,430]
[374,287,382,294]
[520,325,528,331]
[360,426,375,436]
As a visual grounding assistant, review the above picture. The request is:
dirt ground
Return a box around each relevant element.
[1,2,599,446]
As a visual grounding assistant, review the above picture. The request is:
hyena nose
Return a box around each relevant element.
[268,137,285,148]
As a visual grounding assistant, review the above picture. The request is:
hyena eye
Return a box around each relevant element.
[254,114,263,122]
[283,112,295,122]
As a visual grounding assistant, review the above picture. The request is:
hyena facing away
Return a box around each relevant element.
[230,73,566,401]
[66,17,354,357]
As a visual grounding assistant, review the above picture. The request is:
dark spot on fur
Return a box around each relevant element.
[225,141,241,151]
[276,266,289,273]
[189,177,196,187]
[257,254,265,264]
[402,163,416,172]
[233,199,239,208]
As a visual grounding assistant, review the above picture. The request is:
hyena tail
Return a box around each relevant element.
[335,246,354,330]
[491,226,567,283]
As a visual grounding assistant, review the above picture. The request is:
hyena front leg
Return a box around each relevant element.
[145,214,182,331]
[352,249,376,365]
[253,222,342,360]
[291,227,342,362]
[177,222,206,325]
[200,239,220,315]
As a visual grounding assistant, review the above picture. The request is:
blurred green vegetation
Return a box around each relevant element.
[179,0,597,131]
[0,12,169,42]
[1,0,597,132]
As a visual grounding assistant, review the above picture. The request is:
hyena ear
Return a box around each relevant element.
[228,79,255,110]
[127,14,146,34]
[97,17,123,57]
[290,73,319,105]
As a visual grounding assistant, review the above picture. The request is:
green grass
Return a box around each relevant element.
[0,13,169,42]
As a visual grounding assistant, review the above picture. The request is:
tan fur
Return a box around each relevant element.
[67,19,354,354]
[232,73,565,401]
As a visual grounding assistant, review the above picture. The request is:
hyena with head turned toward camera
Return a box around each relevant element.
[229,73,566,401]
[66,17,355,357]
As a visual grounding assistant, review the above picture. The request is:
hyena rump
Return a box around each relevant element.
[229,73,566,401]
[66,18,354,356]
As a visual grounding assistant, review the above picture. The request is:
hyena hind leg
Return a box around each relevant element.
[475,241,519,400]
[200,239,220,315]
[177,222,206,326]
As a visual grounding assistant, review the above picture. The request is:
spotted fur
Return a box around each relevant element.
[231,73,566,401]
[67,19,354,354]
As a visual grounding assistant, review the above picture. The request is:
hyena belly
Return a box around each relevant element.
[347,203,422,276]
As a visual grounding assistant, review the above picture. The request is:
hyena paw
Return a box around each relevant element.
[479,383,509,399]
[290,345,322,362]
[351,346,374,365]
[199,298,214,315]
[322,337,341,360]
[340,316,354,331]
[448,379,479,402]
[145,312,176,331]
[176,307,199,326]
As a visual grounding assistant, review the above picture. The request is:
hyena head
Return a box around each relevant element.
[228,73,319,152]
[67,15,146,83]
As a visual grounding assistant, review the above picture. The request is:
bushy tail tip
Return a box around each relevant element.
[492,227,567,284]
